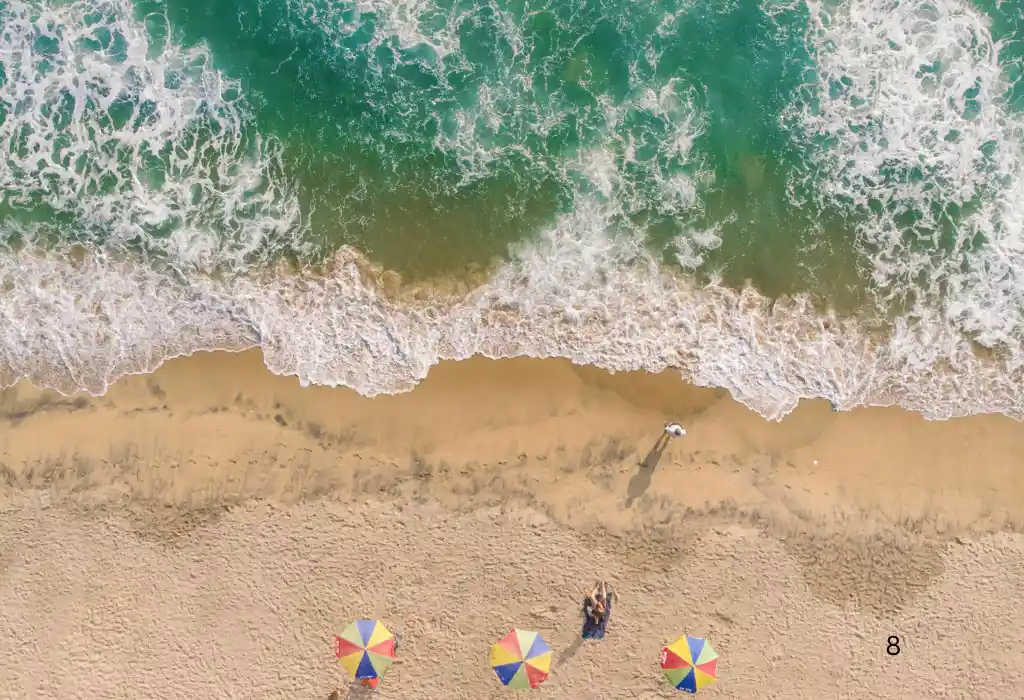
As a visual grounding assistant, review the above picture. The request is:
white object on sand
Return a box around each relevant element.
[664,423,686,438]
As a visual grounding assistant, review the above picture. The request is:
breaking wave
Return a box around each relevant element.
[2,0,1024,422]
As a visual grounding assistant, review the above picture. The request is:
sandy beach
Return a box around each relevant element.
[2,351,1024,699]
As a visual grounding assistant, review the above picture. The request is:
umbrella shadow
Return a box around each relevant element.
[334,681,376,699]
[339,679,376,695]
[626,436,668,508]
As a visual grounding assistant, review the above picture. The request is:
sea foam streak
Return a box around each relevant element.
[788,0,1024,349]
[0,0,303,269]
[2,0,1024,421]
[5,204,1020,421]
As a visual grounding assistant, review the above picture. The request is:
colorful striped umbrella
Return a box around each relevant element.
[661,635,719,693]
[490,629,552,689]
[334,619,396,680]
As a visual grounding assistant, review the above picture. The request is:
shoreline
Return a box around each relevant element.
[3,348,1024,540]
[6,239,1024,423]
[3,349,1024,699]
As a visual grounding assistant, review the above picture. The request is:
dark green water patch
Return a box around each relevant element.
[28,0,1011,309]
[973,0,1024,113]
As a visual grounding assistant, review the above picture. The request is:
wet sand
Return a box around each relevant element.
[2,350,1024,699]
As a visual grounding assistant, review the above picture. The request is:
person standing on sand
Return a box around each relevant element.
[664,423,685,438]
[650,422,686,454]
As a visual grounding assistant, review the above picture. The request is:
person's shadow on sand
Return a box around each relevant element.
[626,435,669,507]
[557,636,586,667]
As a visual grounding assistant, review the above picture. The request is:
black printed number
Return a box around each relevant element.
[886,636,900,656]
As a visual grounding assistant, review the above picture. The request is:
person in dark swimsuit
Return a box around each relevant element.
[581,581,614,640]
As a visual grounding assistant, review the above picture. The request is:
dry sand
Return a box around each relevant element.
[2,350,1024,699]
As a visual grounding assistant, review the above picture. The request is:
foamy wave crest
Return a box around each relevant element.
[0,246,254,393]
[0,0,303,269]
[252,198,1024,420]
[290,0,466,61]
[787,0,1024,350]
[287,0,719,231]
[574,80,711,217]
[3,0,1023,422]
[4,202,1023,421]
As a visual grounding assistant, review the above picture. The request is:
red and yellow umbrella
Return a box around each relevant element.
[661,635,718,693]
[334,619,396,680]
[490,629,552,689]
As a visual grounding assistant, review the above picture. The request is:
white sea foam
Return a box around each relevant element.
[788,0,1024,350]
[233,193,1024,421]
[2,0,1024,423]
[344,0,466,61]
[5,200,1022,421]
[0,246,254,393]
[289,0,716,207]
[0,0,303,270]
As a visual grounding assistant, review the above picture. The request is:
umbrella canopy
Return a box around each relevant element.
[661,635,719,693]
[490,629,552,689]
[334,619,396,680]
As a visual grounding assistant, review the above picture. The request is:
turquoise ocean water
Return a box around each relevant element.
[1,0,1023,419]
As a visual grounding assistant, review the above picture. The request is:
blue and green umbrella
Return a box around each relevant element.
[661,635,719,692]
[490,629,552,689]
[334,619,396,680]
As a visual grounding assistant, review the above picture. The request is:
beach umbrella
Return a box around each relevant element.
[334,619,396,680]
[490,629,552,689]
[661,635,719,693]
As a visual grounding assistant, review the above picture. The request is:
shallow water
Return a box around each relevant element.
[1,0,1023,420]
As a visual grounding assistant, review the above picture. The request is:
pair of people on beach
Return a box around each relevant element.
[581,580,615,640]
